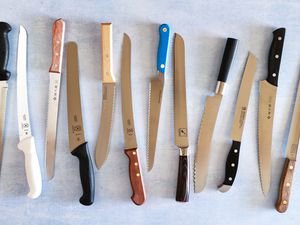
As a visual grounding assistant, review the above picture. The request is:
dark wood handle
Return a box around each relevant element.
[275,158,296,213]
[176,154,189,202]
[124,148,146,205]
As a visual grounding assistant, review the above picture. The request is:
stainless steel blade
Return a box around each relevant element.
[67,42,86,151]
[0,81,8,171]
[258,80,277,195]
[147,75,164,171]
[174,34,188,148]
[95,82,115,169]
[194,94,222,192]
[121,34,137,149]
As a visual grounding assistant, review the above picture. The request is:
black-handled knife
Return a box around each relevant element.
[67,42,95,206]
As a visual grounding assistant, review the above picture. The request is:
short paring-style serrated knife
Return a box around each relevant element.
[218,53,257,192]
[275,79,300,213]
[17,26,42,199]
[194,38,238,193]
[67,42,95,206]
[258,28,285,196]
[95,23,115,169]
[45,19,65,180]
[0,22,11,174]
[147,24,170,171]
[121,33,146,205]
[174,33,189,202]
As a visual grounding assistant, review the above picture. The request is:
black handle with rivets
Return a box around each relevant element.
[0,22,11,81]
[266,28,285,86]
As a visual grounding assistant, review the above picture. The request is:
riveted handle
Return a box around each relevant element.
[157,24,170,74]
[0,22,11,81]
[176,154,189,202]
[101,23,114,83]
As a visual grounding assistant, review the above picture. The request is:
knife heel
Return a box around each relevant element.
[71,142,95,206]
[176,148,189,202]
[219,141,241,192]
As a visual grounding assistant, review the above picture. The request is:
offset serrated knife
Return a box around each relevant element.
[95,23,115,169]
[174,33,189,202]
[258,28,285,195]
[194,38,238,192]
[0,22,11,174]
[121,34,146,205]
[17,26,42,199]
[219,53,257,192]
[147,24,170,171]
[67,42,95,206]
[275,79,300,213]
[45,19,65,180]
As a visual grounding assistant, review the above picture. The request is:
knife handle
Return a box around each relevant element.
[49,19,65,73]
[275,158,296,213]
[267,28,285,87]
[157,24,170,74]
[124,148,146,205]
[17,136,42,199]
[101,23,114,83]
[219,141,241,192]
[71,142,95,206]
[0,22,11,81]
[176,148,189,202]
[217,38,238,82]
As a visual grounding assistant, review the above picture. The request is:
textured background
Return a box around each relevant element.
[0,0,300,224]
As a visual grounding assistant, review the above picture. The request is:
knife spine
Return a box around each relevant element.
[101,23,114,83]
[0,22,11,80]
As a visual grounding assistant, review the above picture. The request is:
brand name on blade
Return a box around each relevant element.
[52,79,59,101]
[267,96,273,119]
[239,107,247,128]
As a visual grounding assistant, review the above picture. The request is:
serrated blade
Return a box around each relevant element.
[0,82,8,172]
[147,75,164,171]
[194,94,222,192]
[258,80,277,195]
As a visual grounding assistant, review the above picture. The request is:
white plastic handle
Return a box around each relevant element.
[18,136,42,199]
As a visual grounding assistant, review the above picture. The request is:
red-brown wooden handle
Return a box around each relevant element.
[49,18,65,73]
[124,148,146,205]
[275,158,296,213]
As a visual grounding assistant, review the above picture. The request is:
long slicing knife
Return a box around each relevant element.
[95,23,115,169]
[258,28,285,195]
[275,80,300,213]
[17,26,42,199]
[194,38,238,192]
[147,24,170,171]
[174,34,189,202]
[45,19,65,180]
[0,22,11,174]
[121,34,146,205]
[219,53,257,192]
[67,42,95,206]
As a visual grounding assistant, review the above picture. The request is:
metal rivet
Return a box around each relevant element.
[231,163,235,167]
[234,149,238,153]
[160,64,165,69]
[272,73,277,77]
[278,36,282,41]
[132,151,136,155]
[55,53,59,56]
[275,54,279,59]
[289,165,294,170]
[56,41,60,44]
[162,27,167,32]
[134,162,138,166]
[228,177,232,181]
[283,200,288,205]
[286,182,291,187]
[136,173,140,177]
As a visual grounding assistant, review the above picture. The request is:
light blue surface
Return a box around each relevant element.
[157,24,170,73]
[0,0,300,224]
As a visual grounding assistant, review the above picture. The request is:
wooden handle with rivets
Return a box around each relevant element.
[275,158,296,213]
[49,19,65,73]
[124,148,146,205]
[101,23,114,83]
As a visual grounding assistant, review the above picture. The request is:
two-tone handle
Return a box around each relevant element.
[218,141,241,192]
[71,142,95,206]
[267,28,286,86]
[49,19,65,73]
[275,158,296,213]
[124,148,146,205]
[217,38,238,83]
[0,22,11,81]
[157,24,170,74]
[17,136,42,199]
[176,148,189,202]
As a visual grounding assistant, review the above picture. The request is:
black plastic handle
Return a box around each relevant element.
[0,22,11,81]
[217,38,238,82]
[266,28,286,86]
[176,155,189,202]
[71,142,95,206]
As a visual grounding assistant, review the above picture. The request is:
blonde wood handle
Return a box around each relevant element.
[101,23,114,83]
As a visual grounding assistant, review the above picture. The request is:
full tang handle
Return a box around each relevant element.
[0,22,11,80]
[266,28,285,86]
[217,38,238,82]
[71,142,95,206]
[124,148,146,205]
[275,158,296,213]
[49,19,65,73]
[157,24,170,74]
[176,151,189,202]
[17,136,42,199]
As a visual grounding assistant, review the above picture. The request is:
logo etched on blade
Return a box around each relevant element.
[179,128,187,137]
[267,96,273,119]
[238,107,247,128]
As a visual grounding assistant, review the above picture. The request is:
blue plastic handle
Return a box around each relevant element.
[157,24,170,74]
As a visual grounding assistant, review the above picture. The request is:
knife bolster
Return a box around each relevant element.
[215,81,226,95]
[179,147,188,156]
[176,153,189,202]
